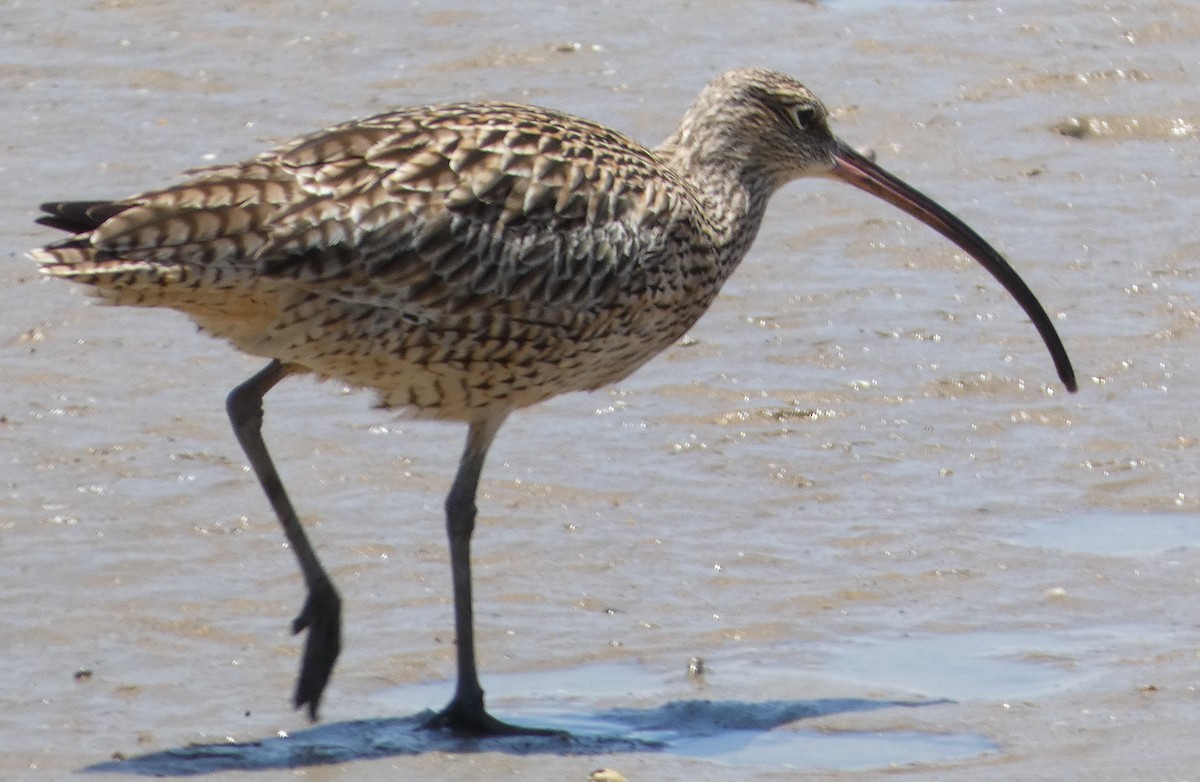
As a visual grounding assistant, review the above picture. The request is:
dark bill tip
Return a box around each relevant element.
[830,140,1077,393]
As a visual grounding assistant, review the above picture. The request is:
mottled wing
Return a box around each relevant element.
[250,104,691,326]
[35,103,691,333]
[95,162,299,265]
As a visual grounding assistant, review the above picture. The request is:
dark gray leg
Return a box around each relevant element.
[423,415,562,736]
[226,360,341,721]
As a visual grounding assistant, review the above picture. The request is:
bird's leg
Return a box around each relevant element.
[226,360,341,721]
[422,415,563,737]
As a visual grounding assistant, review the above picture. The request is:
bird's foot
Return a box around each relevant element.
[290,579,342,721]
[420,700,567,738]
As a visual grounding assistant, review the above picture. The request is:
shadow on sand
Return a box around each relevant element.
[84,696,948,776]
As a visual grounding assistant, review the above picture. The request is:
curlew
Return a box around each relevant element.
[30,67,1077,735]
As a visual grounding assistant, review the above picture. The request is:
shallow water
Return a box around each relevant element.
[3,0,1200,780]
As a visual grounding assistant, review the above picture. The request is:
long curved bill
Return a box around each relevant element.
[829,139,1077,393]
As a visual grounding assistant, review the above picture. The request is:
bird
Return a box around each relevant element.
[30,67,1077,735]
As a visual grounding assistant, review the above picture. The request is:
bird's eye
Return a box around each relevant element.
[792,105,818,131]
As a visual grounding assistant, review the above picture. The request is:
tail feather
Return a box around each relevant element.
[29,237,161,279]
[32,194,281,331]
[31,207,179,286]
[36,200,130,233]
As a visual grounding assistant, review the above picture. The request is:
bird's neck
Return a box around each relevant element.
[656,131,777,275]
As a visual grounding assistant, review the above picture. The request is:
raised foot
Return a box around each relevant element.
[420,702,567,738]
[290,580,342,721]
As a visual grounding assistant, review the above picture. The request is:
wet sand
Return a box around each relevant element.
[3,0,1200,779]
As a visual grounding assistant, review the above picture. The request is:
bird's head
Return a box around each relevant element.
[668,67,1076,393]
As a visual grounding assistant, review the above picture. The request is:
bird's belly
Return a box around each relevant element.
[203,290,687,420]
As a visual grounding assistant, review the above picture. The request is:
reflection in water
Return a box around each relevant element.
[87,693,973,776]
